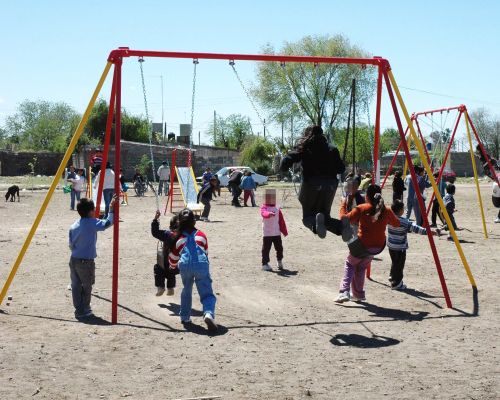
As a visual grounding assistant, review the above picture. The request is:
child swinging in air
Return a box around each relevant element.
[169,208,217,331]
[151,211,179,296]
[335,185,400,303]
[260,189,288,271]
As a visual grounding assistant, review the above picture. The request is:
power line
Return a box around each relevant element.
[399,85,500,107]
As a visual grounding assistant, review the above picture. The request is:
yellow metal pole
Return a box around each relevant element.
[0,62,113,305]
[388,70,477,288]
[464,110,488,239]
[88,166,93,199]
[403,132,411,177]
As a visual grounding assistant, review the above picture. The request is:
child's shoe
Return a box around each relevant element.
[447,235,454,241]
[156,287,165,296]
[166,288,175,296]
[315,213,326,238]
[392,281,407,290]
[350,294,366,302]
[334,291,350,303]
[203,312,218,331]
[277,260,284,270]
[262,263,272,271]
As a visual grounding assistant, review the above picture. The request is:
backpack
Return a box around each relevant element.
[178,230,209,268]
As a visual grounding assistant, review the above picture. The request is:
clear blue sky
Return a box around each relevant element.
[1,0,499,146]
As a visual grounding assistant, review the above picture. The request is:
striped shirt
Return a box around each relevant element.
[387,217,427,251]
[168,229,208,268]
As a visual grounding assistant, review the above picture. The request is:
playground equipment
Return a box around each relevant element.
[164,148,202,215]
[382,104,500,239]
[0,48,479,323]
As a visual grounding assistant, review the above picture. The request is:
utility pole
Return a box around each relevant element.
[160,75,164,140]
[199,131,201,146]
[263,119,266,139]
[291,115,294,146]
[213,110,217,145]
[281,121,284,147]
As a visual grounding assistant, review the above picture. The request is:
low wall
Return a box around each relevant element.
[0,150,64,176]
[72,141,240,180]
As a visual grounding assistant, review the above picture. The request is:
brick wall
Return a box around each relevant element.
[449,152,483,177]
[0,150,64,176]
[72,141,240,180]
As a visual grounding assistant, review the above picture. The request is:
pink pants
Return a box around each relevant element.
[339,253,374,298]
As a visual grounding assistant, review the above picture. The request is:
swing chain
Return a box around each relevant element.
[138,57,157,184]
[230,60,267,134]
[190,59,199,148]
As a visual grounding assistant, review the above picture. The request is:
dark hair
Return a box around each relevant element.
[391,199,405,214]
[366,184,385,219]
[169,214,179,231]
[353,174,362,186]
[446,184,456,194]
[296,125,326,153]
[394,170,402,178]
[177,208,196,234]
[414,165,424,174]
[106,162,112,169]
[77,198,95,217]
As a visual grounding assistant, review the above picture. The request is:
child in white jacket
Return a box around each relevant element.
[260,189,288,271]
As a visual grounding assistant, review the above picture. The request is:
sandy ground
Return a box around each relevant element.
[0,182,499,400]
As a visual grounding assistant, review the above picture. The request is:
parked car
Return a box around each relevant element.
[197,166,268,187]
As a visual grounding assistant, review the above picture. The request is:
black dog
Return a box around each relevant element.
[5,185,20,202]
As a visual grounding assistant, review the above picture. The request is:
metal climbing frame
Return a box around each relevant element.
[0,48,480,323]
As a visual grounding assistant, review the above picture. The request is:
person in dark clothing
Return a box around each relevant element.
[392,170,406,203]
[151,211,179,296]
[280,125,347,239]
[197,176,219,221]
[228,169,243,207]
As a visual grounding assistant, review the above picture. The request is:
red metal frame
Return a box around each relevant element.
[99,48,459,321]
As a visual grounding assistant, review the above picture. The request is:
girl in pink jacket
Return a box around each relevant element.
[260,189,288,271]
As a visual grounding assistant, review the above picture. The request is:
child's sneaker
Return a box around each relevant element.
[203,312,218,331]
[316,213,326,238]
[166,288,175,296]
[447,235,454,241]
[156,287,165,296]
[495,217,500,223]
[392,281,407,290]
[334,291,350,303]
[277,260,284,270]
[262,263,272,271]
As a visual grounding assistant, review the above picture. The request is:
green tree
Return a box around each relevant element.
[470,108,500,158]
[5,100,80,152]
[379,128,401,155]
[240,136,276,175]
[336,124,373,167]
[208,113,252,150]
[254,34,376,140]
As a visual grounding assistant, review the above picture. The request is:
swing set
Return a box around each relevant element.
[382,104,500,239]
[0,47,479,323]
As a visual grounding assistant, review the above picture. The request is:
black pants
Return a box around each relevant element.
[230,184,242,205]
[389,249,406,287]
[443,213,458,231]
[262,236,283,265]
[154,264,178,289]
[431,198,444,225]
[393,192,404,204]
[201,198,211,218]
[298,180,342,235]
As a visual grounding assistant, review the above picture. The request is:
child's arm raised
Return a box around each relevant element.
[151,211,169,240]
[95,195,117,231]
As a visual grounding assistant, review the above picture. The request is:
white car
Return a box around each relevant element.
[198,166,268,187]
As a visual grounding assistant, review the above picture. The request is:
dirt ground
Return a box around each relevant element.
[0,181,499,400]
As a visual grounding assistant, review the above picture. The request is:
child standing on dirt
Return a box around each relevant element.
[392,170,405,203]
[443,184,459,240]
[240,170,257,207]
[387,200,439,290]
[260,189,288,271]
[68,196,117,319]
[335,185,400,303]
[169,208,217,331]
[197,176,219,222]
[151,211,179,296]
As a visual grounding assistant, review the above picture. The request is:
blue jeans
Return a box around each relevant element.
[103,188,114,217]
[70,189,81,210]
[412,196,426,226]
[405,194,413,219]
[179,262,216,322]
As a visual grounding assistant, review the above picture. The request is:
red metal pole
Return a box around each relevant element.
[372,66,383,184]
[383,67,452,308]
[95,68,117,214]
[425,111,462,214]
[111,57,122,324]
[380,126,409,189]
[467,110,500,188]
[413,105,464,118]
[166,149,177,214]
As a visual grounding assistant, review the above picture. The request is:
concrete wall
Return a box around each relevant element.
[0,150,64,176]
[72,141,240,180]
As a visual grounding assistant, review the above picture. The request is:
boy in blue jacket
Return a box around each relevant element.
[68,195,117,319]
[240,170,257,207]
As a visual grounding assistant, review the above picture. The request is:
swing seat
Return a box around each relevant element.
[187,202,204,216]
[348,238,385,259]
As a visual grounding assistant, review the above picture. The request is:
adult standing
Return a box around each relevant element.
[94,162,115,217]
[91,149,103,176]
[66,165,77,210]
[157,161,170,196]
[280,125,346,238]
[68,169,86,210]
[404,172,414,219]
[228,169,243,207]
